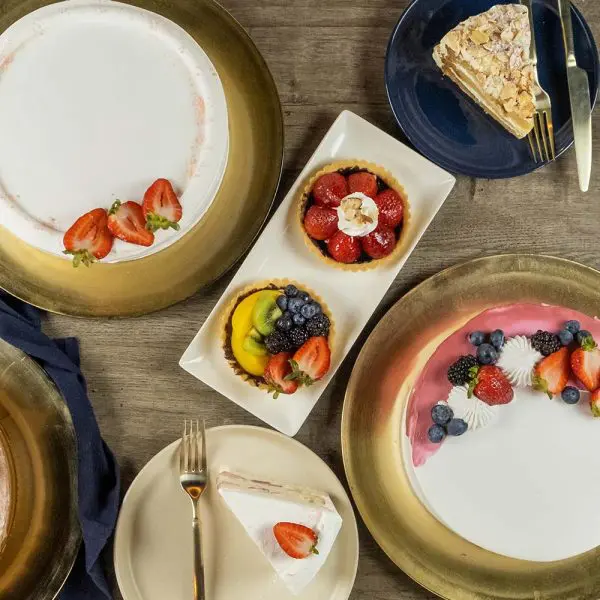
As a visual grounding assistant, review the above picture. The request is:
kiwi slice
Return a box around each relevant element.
[252,292,283,336]
[242,327,267,356]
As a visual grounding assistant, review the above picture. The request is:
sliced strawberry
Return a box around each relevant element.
[264,352,298,398]
[473,365,514,405]
[303,205,338,241]
[590,389,600,417]
[571,336,600,391]
[107,201,155,247]
[533,347,570,398]
[312,173,348,208]
[273,522,319,559]
[287,336,331,386]
[348,171,378,198]
[63,208,113,267]
[142,178,183,232]
[361,225,396,259]
[374,189,404,228]
[326,230,361,263]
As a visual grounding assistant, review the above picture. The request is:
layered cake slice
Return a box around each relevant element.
[217,470,342,595]
[432,4,535,138]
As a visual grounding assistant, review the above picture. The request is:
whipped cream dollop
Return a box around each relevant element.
[497,335,542,387]
[336,192,378,237]
[445,386,500,431]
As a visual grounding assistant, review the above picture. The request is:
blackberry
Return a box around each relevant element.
[265,331,292,354]
[531,330,561,356]
[447,355,478,386]
[306,313,331,337]
[288,327,309,349]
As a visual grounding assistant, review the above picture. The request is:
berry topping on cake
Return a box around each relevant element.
[373,189,404,228]
[570,335,600,391]
[530,330,562,356]
[289,327,310,349]
[276,312,294,332]
[490,329,505,350]
[285,285,299,298]
[427,424,446,444]
[447,418,468,436]
[273,523,319,559]
[558,329,574,346]
[477,343,498,365]
[293,313,306,327]
[565,320,581,334]
[590,389,600,417]
[533,347,570,398]
[326,231,362,263]
[312,173,348,208]
[431,402,454,425]
[63,208,114,267]
[469,331,486,346]
[142,178,183,232]
[447,355,479,386]
[264,353,299,398]
[362,226,396,259]
[577,330,593,345]
[287,337,331,386]
[107,200,155,246]
[301,302,321,319]
[561,386,581,405]
[347,171,378,197]
[306,314,331,338]
[265,331,293,355]
[472,365,514,405]
[276,295,288,312]
[303,206,339,241]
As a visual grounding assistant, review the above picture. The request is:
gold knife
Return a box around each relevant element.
[558,0,592,192]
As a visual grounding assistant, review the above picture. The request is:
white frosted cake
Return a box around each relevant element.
[217,470,343,595]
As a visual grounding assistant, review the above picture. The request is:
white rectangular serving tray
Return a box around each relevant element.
[180,110,455,436]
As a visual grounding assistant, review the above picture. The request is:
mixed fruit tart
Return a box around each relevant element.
[222,281,333,397]
[299,160,408,269]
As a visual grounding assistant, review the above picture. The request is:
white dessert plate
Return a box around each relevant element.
[0,0,228,262]
[113,425,358,600]
[180,110,455,436]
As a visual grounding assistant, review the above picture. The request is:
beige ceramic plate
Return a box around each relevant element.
[342,254,600,600]
[114,425,358,600]
[0,338,79,600]
[0,0,283,317]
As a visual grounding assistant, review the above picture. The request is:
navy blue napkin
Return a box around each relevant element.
[0,293,120,600]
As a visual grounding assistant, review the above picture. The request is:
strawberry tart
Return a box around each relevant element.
[221,281,333,397]
[299,161,408,270]
[404,303,600,561]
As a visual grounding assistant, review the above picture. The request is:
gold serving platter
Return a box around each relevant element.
[342,254,600,600]
[0,0,284,317]
[0,338,79,600]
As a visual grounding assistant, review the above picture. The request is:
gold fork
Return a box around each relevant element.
[179,419,208,600]
[522,0,555,162]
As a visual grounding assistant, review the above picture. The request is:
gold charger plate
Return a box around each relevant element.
[0,0,283,317]
[342,254,600,600]
[0,338,79,600]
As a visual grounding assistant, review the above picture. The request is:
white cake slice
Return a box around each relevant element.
[217,470,343,595]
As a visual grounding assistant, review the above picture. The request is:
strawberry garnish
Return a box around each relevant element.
[303,205,338,241]
[570,335,600,391]
[142,178,183,232]
[590,389,600,417]
[361,225,396,259]
[286,336,331,386]
[273,522,319,559]
[533,347,570,398]
[264,352,298,398]
[348,171,378,198]
[472,365,514,405]
[63,208,113,267]
[107,201,155,247]
[327,230,361,263]
[374,189,404,228]
[312,173,348,208]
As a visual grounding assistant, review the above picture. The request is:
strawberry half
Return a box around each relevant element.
[570,336,600,391]
[63,208,114,267]
[286,336,331,387]
[303,205,338,241]
[533,347,570,398]
[312,173,348,208]
[142,178,183,232]
[472,365,514,405]
[107,201,155,247]
[348,171,378,198]
[273,522,319,559]
[264,352,298,398]
[590,389,600,417]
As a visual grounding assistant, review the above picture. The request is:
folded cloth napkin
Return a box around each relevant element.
[0,293,120,600]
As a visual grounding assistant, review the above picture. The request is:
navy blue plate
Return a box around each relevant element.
[385,0,599,178]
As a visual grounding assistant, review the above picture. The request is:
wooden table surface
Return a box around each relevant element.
[39,1,600,598]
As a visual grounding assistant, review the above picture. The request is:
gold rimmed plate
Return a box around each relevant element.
[342,254,600,600]
[0,0,283,317]
[0,338,79,600]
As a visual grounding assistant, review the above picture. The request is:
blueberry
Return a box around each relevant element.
[427,424,446,444]
[293,313,306,326]
[565,320,581,334]
[447,418,468,436]
[288,297,305,314]
[477,343,498,365]
[284,285,299,298]
[469,331,486,346]
[276,313,293,332]
[577,330,593,345]
[490,329,505,350]
[298,291,311,303]
[301,302,320,319]
[276,295,288,311]
[431,403,454,426]
[558,329,574,346]
[561,386,581,405]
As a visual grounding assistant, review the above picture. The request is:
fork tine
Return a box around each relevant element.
[539,113,550,163]
[533,114,545,163]
[527,132,539,163]
[180,420,186,473]
[544,111,555,161]
[200,420,207,474]
[191,419,198,472]
[183,419,189,472]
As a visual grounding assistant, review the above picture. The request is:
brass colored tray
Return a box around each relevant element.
[0,338,79,600]
[0,0,283,317]
[342,254,600,600]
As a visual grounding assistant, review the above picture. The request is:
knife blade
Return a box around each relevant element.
[558,0,592,192]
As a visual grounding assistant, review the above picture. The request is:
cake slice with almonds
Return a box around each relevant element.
[432,4,535,138]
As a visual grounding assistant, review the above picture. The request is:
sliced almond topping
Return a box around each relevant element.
[503,98,517,113]
[500,82,517,100]
[470,29,490,45]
